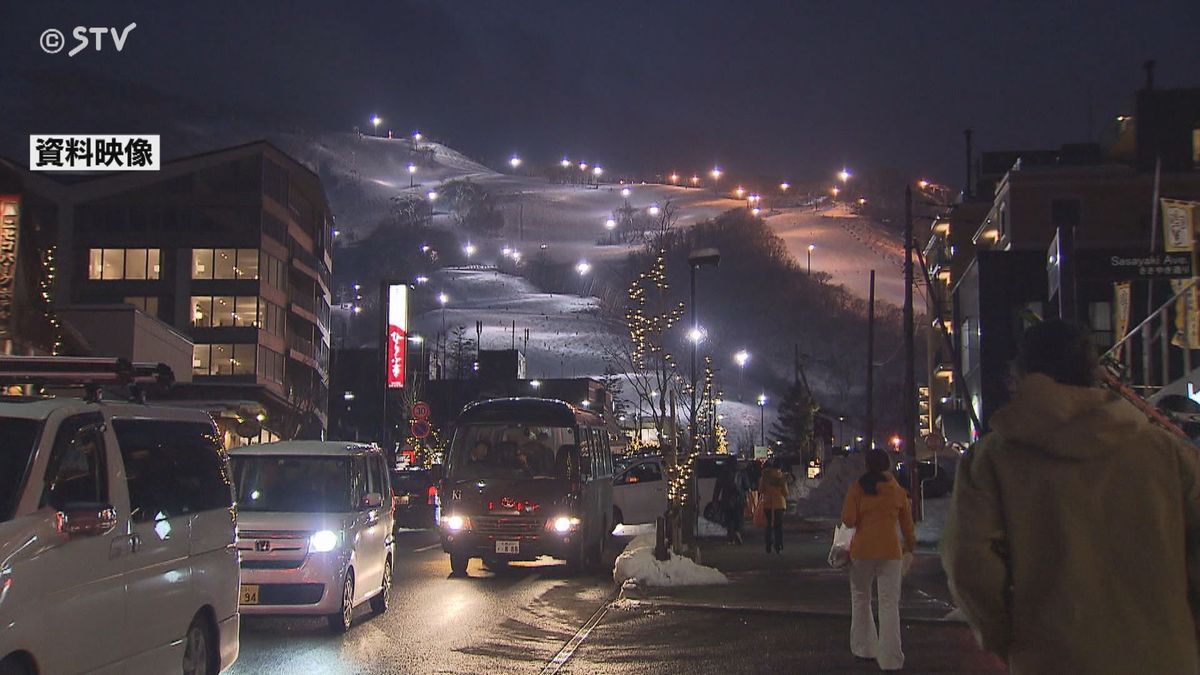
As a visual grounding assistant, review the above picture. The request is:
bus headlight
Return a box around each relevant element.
[550,516,580,533]
[309,530,339,552]
[444,515,467,531]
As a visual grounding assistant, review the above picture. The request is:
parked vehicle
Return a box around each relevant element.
[694,453,741,512]
[0,380,239,675]
[228,441,395,633]
[612,456,667,525]
[391,467,438,529]
[439,398,613,575]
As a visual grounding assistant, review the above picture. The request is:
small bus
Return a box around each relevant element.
[438,397,613,575]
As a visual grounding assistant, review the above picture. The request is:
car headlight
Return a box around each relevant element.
[444,515,466,531]
[309,529,339,552]
[550,516,580,533]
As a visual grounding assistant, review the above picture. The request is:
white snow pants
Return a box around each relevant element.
[850,558,904,671]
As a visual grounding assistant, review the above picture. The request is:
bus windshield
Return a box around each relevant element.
[447,424,575,481]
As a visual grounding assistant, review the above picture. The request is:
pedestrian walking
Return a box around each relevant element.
[840,447,915,671]
[759,460,789,553]
[942,320,1200,674]
[712,464,746,544]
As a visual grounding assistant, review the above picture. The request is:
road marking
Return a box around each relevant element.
[539,586,620,674]
[412,543,441,552]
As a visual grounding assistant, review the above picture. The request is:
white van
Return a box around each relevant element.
[0,398,239,675]
[228,442,395,632]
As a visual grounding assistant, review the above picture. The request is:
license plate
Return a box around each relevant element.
[240,584,260,605]
[495,540,519,554]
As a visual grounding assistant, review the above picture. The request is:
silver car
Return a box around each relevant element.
[228,441,395,632]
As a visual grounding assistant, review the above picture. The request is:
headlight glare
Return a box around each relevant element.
[445,515,465,531]
[552,516,580,533]
[309,529,339,552]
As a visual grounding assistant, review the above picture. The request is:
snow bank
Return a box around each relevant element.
[613,533,728,588]
[795,452,866,517]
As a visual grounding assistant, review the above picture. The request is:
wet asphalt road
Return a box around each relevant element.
[229,529,620,674]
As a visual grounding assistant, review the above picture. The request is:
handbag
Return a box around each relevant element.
[827,524,855,569]
[703,500,726,525]
[752,497,767,529]
[743,490,759,520]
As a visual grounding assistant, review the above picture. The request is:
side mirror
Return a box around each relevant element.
[361,492,383,510]
[56,503,118,537]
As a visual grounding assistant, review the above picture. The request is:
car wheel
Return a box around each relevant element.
[370,557,392,614]
[0,655,35,675]
[327,570,355,633]
[181,615,215,675]
[449,552,470,576]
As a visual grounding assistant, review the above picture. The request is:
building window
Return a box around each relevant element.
[262,252,286,292]
[258,299,285,337]
[257,345,285,385]
[192,248,259,280]
[88,248,161,280]
[193,343,255,376]
[123,296,159,316]
[191,296,264,328]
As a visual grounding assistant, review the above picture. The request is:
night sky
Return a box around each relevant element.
[4,0,1199,184]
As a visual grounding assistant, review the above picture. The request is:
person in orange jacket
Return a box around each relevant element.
[758,461,790,553]
[841,448,916,671]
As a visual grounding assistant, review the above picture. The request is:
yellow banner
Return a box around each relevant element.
[1171,278,1200,350]
[1162,199,1198,253]
[1114,281,1131,359]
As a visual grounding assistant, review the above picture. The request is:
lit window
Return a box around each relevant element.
[88,249,161,280]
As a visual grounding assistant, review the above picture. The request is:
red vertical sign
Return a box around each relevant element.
[386,284,408,388]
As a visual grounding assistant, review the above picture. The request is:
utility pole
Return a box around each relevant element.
[866,269,875,451]
[904,188,921,521]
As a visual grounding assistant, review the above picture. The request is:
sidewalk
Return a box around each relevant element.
[623,515,960,622]
[597,504,1006,672]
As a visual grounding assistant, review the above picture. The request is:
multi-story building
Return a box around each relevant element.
[10,141,334,444]
[931,83,1200,439]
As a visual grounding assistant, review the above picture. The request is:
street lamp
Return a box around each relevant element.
[561,158,571,168]
[688,247,721,452]
[463,243,476,258]
[710,167,722,180]
[669,173,680,184]
[371,115,381,135]
[592,166,604,178]
[437,292,449,377]
[621,187,631,198]
[735,186,745,199]
[509,155,522,170]
[412,130,422,142]
[780,182,791,191]
[426,190,438,202]
[838,168,852,183]
[807,244,815,275]
[575,261,591,275]
[648,204,661,216]
[604,218,616,230]
[757,393,768,446]
[407,163,417,187]
[917,180,929,189]
[734,349,750,398]
[831,186,840,198]
[691,175,700,186]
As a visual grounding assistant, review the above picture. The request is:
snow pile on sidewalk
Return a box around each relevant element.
[613,534,729,588]
[795,453,866,517]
